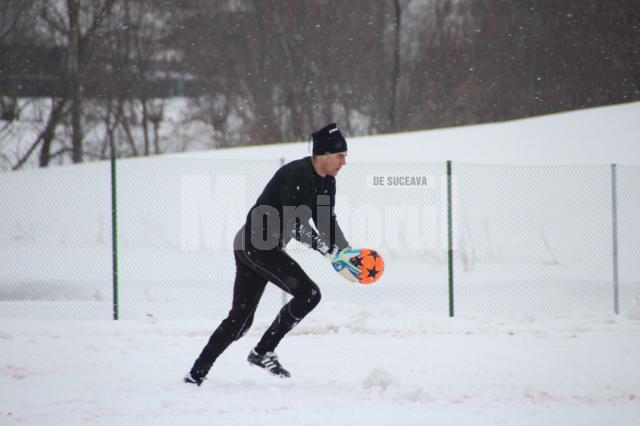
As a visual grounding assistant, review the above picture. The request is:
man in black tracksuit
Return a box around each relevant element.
[185,123,350,385]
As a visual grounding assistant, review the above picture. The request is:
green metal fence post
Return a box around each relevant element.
[447,161,454,317]
[280,157,288,308]
[111,143,119,320]
[611,164,620,315]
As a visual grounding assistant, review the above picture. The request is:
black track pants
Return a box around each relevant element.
[190,230,321,377]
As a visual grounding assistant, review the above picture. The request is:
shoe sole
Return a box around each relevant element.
[248,361,290,378]
[183,376,203,386]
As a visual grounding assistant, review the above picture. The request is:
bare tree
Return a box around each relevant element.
[37,0,117,165]
[0,1,38,124]
[0,0,34,50]
[169,0,398,146]
[3,0,640,170]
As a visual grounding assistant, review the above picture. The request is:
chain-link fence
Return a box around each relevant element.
[455,164,616,315]
[1,158,638,320]
[116,157,283,320]
[617,165,640,314]
[0,163,112,319]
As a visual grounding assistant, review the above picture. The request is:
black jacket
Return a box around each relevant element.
[243,156,349,253]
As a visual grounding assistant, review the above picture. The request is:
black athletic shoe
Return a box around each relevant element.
[247,349,291,378]
[183,372,205,386]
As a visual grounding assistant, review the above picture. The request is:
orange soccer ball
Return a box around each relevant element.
[351,249,385,284]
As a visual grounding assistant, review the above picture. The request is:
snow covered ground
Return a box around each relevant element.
[2,306,640,426]
[2,103,640,425]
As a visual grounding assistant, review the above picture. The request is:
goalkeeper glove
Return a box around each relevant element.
[324,246,361,283]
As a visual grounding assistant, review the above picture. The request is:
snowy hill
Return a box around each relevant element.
[177,101,640,165]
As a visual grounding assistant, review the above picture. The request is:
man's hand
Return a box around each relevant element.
[324,247,361,283]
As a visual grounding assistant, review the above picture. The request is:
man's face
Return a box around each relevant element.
[323,151,347,176]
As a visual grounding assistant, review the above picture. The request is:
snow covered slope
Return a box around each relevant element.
[177,102,640,165]
[1,103,640,426]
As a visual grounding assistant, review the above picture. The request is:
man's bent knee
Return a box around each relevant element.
[307,286,321,309]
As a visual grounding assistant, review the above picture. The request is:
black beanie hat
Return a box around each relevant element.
[311,123,347,155]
